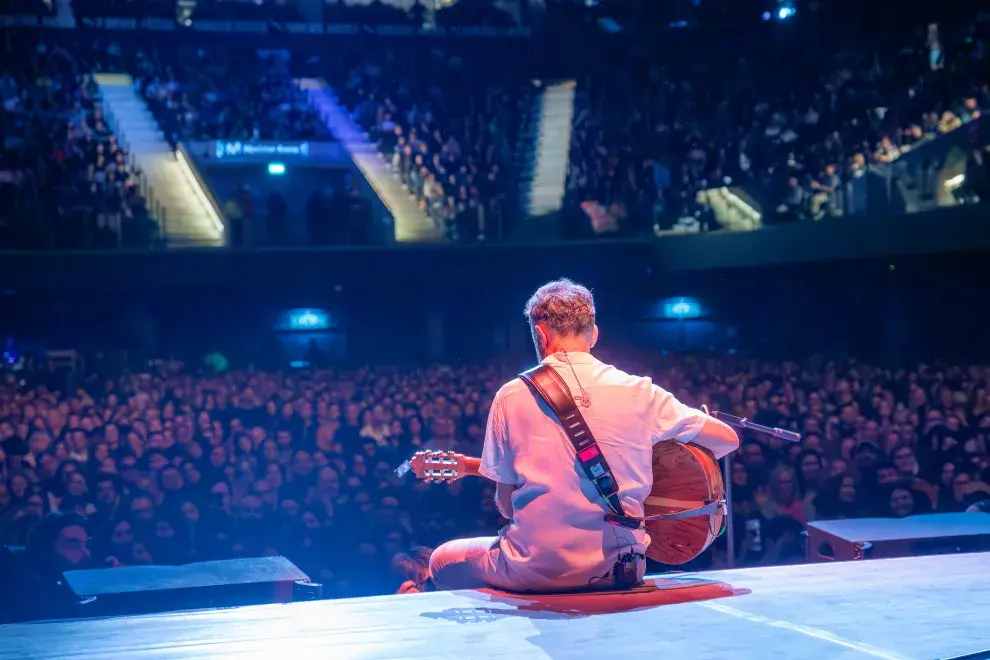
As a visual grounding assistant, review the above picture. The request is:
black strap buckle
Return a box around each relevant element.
[605,512,642,530]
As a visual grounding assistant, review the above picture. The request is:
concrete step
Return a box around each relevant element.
[94,72,224,248]
[299,77,441,243]
[519,82,574,217]
[120,126,165,134]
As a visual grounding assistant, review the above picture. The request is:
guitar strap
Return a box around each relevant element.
[519,364,641,530]
[519,364,725,529]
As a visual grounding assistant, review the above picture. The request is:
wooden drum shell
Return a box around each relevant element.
[644,441,725,565]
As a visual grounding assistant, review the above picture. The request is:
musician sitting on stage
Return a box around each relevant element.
[423,279,739,593]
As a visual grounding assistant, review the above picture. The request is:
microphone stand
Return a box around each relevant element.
[702,406,802,569]
[723,452,735,569]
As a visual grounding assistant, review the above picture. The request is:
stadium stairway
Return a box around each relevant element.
[94,74,225,248]
[54,0,76,26]
[520,80,575,217]
[297,78,442,244]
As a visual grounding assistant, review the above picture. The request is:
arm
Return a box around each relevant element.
[651,384,739,460]
[480,390,520,519]
[691,416,740,460]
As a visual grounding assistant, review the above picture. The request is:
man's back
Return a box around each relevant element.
[479,351,705,591]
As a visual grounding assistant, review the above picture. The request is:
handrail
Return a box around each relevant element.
[300,79,434,241]
[96,76,165,238]
[175,142,227,237]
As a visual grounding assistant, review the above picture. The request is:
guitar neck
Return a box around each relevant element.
[460,456,482,478]
[403,451,484,483]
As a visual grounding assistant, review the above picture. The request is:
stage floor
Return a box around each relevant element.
[2,553,987,660]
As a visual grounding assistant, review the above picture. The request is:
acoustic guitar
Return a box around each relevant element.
[407,440,725,565]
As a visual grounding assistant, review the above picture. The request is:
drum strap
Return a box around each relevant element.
[520,364,642,530]
[520,364,725,530]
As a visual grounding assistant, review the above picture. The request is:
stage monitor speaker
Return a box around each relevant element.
[63,556,312,617]
[806,512,990,562]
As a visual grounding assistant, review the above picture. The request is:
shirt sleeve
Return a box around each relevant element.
[479,390,519,484]
[650,383,707,446]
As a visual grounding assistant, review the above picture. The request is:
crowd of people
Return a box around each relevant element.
[345,46,518,242]
[1,350,988,619]
[567,18,990,231]
[0,38,156,251]
[3,10,989,251]
[3,31,524,249]
[67,0,513,28]
[135,45,326,145]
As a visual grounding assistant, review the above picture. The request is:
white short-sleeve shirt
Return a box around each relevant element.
[479,351,705,591]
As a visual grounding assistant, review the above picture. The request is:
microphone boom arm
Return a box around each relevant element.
[701,405,802,443]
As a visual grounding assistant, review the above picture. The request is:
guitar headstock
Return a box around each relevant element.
[410,450,468,484]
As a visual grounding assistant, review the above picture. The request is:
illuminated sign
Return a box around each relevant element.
[277,308,330,331]
[661,298,702,320]
[188,141,349,166]
[214,141,311,160]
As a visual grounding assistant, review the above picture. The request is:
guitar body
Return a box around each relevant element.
[407,441,727,566]
[644,441,725,565]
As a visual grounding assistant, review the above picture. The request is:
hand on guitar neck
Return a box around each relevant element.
[409,450,481,483]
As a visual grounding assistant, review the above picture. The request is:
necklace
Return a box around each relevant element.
[560,350,592,408]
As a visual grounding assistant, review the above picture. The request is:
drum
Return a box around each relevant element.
[644,441,726,565]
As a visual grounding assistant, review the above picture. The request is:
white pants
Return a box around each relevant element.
[429,536,647,592]
[429,536,507,591]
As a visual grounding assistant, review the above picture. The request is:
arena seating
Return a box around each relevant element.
[0,38,157,250]
[340,45,519,242]
[134,46,326,145]
[2,12,988,250]
[566,19,990,233]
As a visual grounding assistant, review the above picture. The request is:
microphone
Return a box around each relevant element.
[701,406,802,443]
[768,427,802,443]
